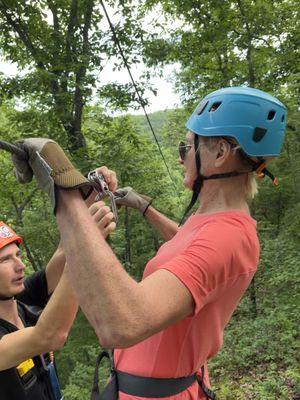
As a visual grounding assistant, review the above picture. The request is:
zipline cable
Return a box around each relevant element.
[0,139,28,160]
[99,0,179,195]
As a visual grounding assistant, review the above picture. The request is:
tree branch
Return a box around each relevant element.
[71,0,94,146]
[66,0,78,63]
[0,2,45,69]
[19,187,39,215]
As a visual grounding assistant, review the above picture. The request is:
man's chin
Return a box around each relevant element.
[12,283,25,295]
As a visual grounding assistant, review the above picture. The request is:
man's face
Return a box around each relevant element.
[0,243,25,298]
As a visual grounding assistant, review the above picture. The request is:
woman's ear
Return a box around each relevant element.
[215,140,231,167]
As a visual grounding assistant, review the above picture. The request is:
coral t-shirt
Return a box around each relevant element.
[114,211,259,399]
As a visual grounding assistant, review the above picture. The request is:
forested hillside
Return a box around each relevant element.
[0,0,299,399]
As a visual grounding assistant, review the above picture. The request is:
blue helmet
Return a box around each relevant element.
[185,87,287,157]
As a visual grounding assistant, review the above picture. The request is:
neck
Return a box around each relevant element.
[0,298,22,328]
[196,175,250,215]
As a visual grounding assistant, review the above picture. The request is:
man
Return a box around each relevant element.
[0,194,116,399]
[12,87,287,399]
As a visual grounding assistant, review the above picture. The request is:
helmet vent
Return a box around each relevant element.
[209,102,222,112]
[267,110,276,120]
[253,127,267,142]
[281,114,285,122]
[197,100,208,115]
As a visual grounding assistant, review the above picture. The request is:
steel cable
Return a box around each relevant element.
[0,139,28,159]
[99,0,179,196]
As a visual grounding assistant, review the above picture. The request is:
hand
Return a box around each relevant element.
[12,138,92,212]
[114,187,152,215]
[89,201,116,239]
[97,166,117,192]
[85,166,118,207]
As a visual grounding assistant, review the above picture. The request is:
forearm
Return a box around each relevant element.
[56,190,145,348]
[144,206,179,241]
[35,269,78,349]
[45,242,66,294]
[0,271,77,370]
[0,327,39,370]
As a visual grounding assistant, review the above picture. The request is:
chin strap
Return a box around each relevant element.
[0,295,14,301]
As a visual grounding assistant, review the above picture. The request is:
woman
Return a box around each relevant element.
[12,87,287,399]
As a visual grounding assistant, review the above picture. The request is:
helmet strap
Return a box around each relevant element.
[179,136,248,226]
[179,135,203,225]
[0,294,14,301]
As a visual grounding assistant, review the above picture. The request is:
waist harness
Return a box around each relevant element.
[91,350,216,400]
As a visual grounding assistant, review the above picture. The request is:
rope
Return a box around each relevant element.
[0,139,28,160]
[99,0,179,195]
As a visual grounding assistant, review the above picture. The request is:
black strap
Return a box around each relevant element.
[0,295,14,300]
[91,351,216,400]
[117,370,197,398]
[91,350,112,400]
[198,366,217,400]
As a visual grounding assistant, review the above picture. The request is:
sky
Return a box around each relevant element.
[0,3,183,115]
[0,58,182,115]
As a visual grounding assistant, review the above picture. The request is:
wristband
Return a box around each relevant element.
[142,200,153,217]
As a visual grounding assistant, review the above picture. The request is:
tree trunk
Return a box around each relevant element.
[65,123,87,153]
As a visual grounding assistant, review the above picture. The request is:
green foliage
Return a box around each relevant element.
[0,1,299,398]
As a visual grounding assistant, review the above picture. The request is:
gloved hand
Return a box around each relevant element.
[114,187,152,215]
[12,138,92,212]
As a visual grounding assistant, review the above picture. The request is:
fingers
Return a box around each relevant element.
[89,201,106,216]
[89,201,116,238]
[96,166,118,193]
[103,221,116,238]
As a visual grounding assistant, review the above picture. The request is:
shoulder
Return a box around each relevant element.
[188,211,258,249]
[180,211,260,276]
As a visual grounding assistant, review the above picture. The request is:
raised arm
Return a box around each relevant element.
[45,165,118,295]
[0,201,116,371]
[115,187,179,241]
[11,139,193,349]
[0,270,76,370]
[44,242,66,295]
[143,206,179,241]
[56,190,193,349]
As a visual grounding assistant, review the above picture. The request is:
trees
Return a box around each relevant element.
[142,0,299,105]
[0,1,299,398]
[0,0,149,152]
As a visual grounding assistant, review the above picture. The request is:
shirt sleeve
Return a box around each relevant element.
[158,221,256,314]
[16,270,50,308]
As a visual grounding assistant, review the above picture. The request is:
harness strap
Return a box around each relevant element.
[116,370,198,398]
[91,351,216,400]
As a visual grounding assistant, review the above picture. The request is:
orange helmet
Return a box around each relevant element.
[0,222,22,250]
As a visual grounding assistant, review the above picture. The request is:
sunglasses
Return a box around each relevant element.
[178,141,193,161]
